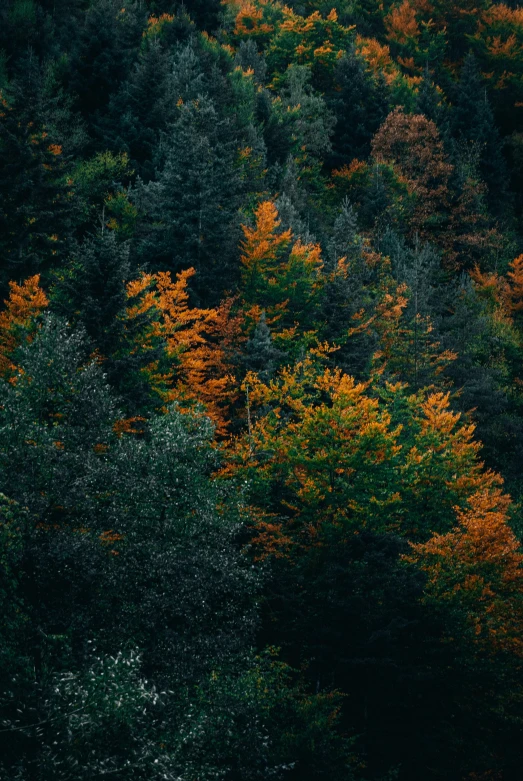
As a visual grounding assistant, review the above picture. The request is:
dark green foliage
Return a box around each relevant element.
[52,233,130,355]
[134,96,245,303]
[259,530,430,778]
[440,277,523,497]
[415,65,450,140]
[52,234,169,415]
[243,310,283,380]
[69,0,145,120]
[322,199,378,377]
[99,38,176,181]
[452,52,511,219]
[235,39,268,84]
[328,47,389,167]
[0,314,116,513]
[0,62,76,294]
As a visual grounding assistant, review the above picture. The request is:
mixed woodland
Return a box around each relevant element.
[3,0,523,778]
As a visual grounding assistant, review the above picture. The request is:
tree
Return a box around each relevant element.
[415,64,450,139]
[134,95,245,303]
[0,275,48,378]
[52,233,168,416]
[407,488,523,777]
[224,353,510,778]
[266,6,356,91]
[452,52,511,219]
[374,231,457,390]
[328,46,389,167]
[439,273,523,497]
[243,309,283,381]
[124,268,239,434]
[371,107,453,246]
[99,36,176,181]
[321,199,383,378]
[239,200,324,342]
[68,0,144,122]
[0,65,76,295]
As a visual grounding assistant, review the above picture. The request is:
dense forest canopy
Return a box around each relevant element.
[2,0,523,778]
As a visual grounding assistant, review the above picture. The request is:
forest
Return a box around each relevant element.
[2,0,523,778]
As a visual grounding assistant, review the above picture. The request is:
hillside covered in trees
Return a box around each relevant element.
[3,0,523,778]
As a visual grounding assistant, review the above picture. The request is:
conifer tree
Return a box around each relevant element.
[234,38,268,84]
[52,233,168,416]
[415,64,450,140]
[134,96,244,303]
[328,46,389,167]
[99,37,175,180]
[243,310,283,381]
[0,62,76,294]
[452,52,511,218]
[69,0,144,121]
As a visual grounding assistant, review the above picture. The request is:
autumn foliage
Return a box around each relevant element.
[4,1,523,778]
[0,276,48,378]
[410,489,523,657]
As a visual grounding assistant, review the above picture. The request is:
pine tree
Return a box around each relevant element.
[99,37,175,181]
[328,46,389,168]
[243,310,283,381]
[0,61,76,295]
[234,39,268,84]
[52,232,130,358]
[52,233,168,416]
[452,52,511,218]
[69,0,144,122]
[134,96,244,304]
[327,196,364,268]
[278,65,336,160]
[415,64,450,140]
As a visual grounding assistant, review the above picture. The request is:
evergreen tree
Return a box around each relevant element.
[0,60,76,294]
[327,196,364,268]
[243,310,283,381]
[328,46,389,168]
[69,0,144,122]
[415,64,450,140]
[380,230,441,318]
[322,199,378,377]
[234,39,268,84]
[52,233,168,416]
[134,96,244,303]
[99,37,175,180]
[278,64,336,160]
[52,232,130,357]
[452,52,511,219]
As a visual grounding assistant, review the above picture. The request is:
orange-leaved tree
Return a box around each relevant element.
[0,276,48,379]
[371,108,453,247]
[265,7,355,89]
[507,254,523,313]
[409,488,523,658]
[224,353,501,557]
[239,200,324,351]
[125,269,239,434]
[227,0,284,47]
